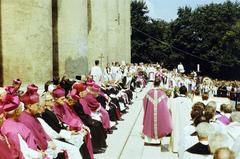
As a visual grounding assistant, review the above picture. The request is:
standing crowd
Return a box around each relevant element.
[141,63,240,159]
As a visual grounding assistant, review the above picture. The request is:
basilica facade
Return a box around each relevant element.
[0,0,131,85]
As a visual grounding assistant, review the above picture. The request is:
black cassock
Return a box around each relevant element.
[73,102,107,152]
[96,95,119,121]
[41,108,91,159]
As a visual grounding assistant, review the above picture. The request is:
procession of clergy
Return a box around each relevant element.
[0,60,239,159]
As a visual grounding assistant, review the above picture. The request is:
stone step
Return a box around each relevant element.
[94,85,151,159]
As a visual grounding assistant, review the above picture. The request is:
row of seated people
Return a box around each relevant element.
[0,75,138,159]
[178,101,240,159]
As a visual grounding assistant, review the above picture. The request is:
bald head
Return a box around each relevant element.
[214,147,235,159]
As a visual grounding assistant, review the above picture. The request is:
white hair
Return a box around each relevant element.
[209,133,231,153]
[231,112,240,122]
[196,122,215,138]
[207,101,217,110]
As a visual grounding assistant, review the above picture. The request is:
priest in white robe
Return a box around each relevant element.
[170,86,193,152]
[90,60,103,85]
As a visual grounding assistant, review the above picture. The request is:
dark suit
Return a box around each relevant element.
[186,142,211,155]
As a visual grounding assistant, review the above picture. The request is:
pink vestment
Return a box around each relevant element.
[79,98,92,116]
[0,132,14,159]
[53,102,94,159]
[1,118,38,159]
[84,94,110,129]
[217,115,231,125]
[99,107,111,129]
[53,102,83,131]
[143,88,172,139]
[18,111,51,151]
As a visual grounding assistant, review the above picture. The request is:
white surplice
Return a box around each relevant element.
[170,95,193,152]
[37,118,83,159]
[18,134,43,159]
[91,66,103,85]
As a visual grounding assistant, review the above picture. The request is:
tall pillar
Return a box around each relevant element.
[1,0,53,85]
[125,0,131,63]
[88,0,108,69]
[118,0,127,63]
[58,0,88,78]
[52,0,59,78]
[107,0,120,64]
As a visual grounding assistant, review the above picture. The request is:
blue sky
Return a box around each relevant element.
[146,0,237,22]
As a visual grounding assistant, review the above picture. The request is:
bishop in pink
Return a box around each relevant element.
[52,86,94,159]
[142,79,172,144]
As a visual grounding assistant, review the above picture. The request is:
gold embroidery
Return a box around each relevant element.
[146,91,166,139]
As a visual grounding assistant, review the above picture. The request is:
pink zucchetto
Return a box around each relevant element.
[2,94,20,112]
[21,84,39,105]
[13,79,22,85]
[52,86,65,98]
[72,83,86,93]
[70,83,86,100]
[92,84,100,93]
[21,93,39,105]
[26,84,38,94]
[86,80,95,87]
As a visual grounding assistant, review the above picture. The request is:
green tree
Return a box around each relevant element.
[131,0,240,80]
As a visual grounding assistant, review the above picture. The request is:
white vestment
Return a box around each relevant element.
[91,66,103,85]
[37,118,83,159]
[178,124,197,159]
[232,135,240,159]
[226,122,240,146]
[183,152,213,159]
[170,95,193,152]
[177,64,185,73]
[18,134,43,159]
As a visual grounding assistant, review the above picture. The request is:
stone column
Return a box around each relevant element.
[118,0,128,64]
[1,0,53,85]
[125,0,131,63]
[58,0,88,78]
[107,0,120,64]
[88,0,108,70]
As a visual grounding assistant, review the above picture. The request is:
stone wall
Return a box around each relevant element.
[58,0,88,78]
[87,0,108,70]
[125,0,131,63]
[0,0,131,86]
[118,0,132,64]
[107,0,120,64]
[1,0,52,85]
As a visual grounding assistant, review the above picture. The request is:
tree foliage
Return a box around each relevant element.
[131,0,240,80]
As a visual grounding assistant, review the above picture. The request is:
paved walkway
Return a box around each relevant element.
[95,84,178,159]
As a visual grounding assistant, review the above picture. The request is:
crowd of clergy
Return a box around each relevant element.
[0,60,239,159]
[0,60,146,159]
[141,63,240,159]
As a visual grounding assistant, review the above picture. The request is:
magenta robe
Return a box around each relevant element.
[18,111,51,150]
[217,115,231,125]
[53,102,83,131]
[83,94,111,130]
[1,118,38,159]
[143,88,172,139]
[80,98,110,129]
[0,133,14,159]
[79,98,92,116]
[99,107,111,129]
[53,102,94,159]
